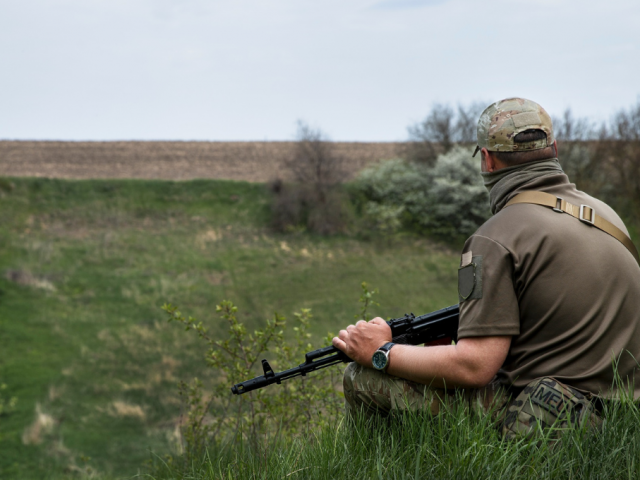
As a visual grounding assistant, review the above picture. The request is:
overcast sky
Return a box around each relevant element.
[0,0,638,141]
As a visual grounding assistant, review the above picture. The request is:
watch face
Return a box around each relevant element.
[372,350,388,370]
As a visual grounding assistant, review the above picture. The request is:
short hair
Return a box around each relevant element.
[492,129,556,165]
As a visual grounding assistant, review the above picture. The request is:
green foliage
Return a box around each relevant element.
[417,146,490,239]
[357,282,379,321]
[163,301,343,462]
[361,202,405,236]
[354,147,490,241]
[160,282,383,468]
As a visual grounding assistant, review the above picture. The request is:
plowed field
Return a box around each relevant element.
[0,141,403,182]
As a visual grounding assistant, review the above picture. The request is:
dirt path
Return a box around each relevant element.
[0,141,403,182]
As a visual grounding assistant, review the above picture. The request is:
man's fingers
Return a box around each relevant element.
[370,317,387,326]
[338,329,349,341]
[356,320,367,326]
[332,337,347,351]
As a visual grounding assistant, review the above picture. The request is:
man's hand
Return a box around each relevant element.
[332,317,392,368]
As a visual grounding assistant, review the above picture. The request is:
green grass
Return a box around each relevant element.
[0,178,459,479]
[149,396,640,480]
[5,177,638,480]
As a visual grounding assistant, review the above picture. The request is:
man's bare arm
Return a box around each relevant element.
[332,317,510,389]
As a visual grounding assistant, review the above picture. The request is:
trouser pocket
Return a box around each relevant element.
[501,377,601,440]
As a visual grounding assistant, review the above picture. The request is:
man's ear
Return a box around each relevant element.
[481,148,498,173]
[553,139,558,157]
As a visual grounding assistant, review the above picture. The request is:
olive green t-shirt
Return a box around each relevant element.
[458,173,640,398]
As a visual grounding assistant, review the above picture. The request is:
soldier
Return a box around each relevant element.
[332,98,640,437]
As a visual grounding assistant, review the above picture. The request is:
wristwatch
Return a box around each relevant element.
[371,342,395,372]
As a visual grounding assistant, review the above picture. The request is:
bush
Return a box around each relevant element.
[270,122,348,235]
[160,283,380,468]
[162,302,343,465]
[354,146,489,241]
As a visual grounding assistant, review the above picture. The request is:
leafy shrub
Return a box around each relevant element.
[354,146,489,241]
[163,302,342,460]
[418,146,490,238]
[361,202,405,236]
[161,284,379,467]
[355,158,432,206]
[352,158,429,236]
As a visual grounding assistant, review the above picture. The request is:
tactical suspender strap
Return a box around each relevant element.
[505,191,640,264]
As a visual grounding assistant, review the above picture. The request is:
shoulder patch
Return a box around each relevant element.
[458,255,483,303]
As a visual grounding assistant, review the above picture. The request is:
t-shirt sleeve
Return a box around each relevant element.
[457,234,520,339]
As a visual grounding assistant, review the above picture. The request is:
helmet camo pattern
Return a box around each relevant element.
[473,98,555,157]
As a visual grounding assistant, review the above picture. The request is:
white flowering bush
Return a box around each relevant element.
[354,147,490,240]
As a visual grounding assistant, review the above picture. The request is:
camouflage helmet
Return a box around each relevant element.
[472,98,555,157]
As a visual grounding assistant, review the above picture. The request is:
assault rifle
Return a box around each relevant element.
[231,304,459,395]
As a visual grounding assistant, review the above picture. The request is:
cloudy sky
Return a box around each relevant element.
[0,0,638,141]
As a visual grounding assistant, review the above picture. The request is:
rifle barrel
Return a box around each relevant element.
[231,304,459,395]
[231,351,347,395]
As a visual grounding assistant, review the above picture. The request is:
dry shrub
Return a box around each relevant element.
[554,101,640,224]
[270,121,348,235]
[405,103,485,165]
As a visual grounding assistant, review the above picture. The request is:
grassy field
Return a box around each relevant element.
[150,397,640,480]
[0,178,460,479]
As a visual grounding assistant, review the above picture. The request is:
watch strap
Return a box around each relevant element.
[378,342,395,353]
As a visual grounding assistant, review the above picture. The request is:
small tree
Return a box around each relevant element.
[455,103,486,144]
[405,102,485,165]
[406,104,455,164]
[603,100,640,221]
[271,121,348,234]
[553,108,595,141]
[283,121,344,203]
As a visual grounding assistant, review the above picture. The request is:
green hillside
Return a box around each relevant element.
[0,178,459,479]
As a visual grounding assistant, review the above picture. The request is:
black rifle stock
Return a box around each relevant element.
[231,304,459,395]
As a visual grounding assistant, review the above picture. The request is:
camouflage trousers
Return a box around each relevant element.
[343,363,511,423]
[343,363,601,439]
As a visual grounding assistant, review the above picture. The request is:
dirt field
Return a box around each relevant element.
[0,141,404,182]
